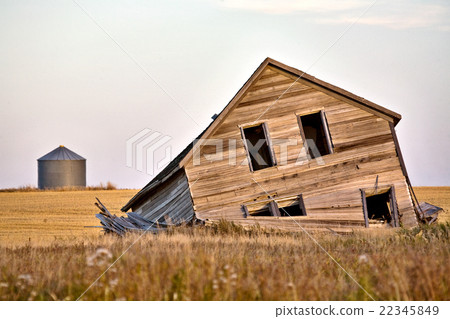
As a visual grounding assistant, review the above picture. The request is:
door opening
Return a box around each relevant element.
[366,192,392,223]
[361,187,399,227]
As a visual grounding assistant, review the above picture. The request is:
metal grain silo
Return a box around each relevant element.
[37,146,86,189]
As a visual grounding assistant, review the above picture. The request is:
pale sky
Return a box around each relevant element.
[0,0,449,189]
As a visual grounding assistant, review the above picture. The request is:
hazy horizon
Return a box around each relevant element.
[1,0,449,189]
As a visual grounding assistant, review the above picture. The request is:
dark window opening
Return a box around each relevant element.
[242,124,275,171]
[251,207,272,216]
[245,197,307,218]
[366,192,392,223]
[280,203,306,216]
[249,201,280,217]
[299,112,332,158]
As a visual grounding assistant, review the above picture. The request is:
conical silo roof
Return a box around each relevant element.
[37,146,85,161]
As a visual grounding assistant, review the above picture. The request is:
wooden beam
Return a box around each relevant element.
[298,194,307,216]
[390,186,400,227]
[389,122,408,179]
[296,114,310,158]
[239,126,254,172]
[320,110,334,154]
[360,189,369,228]
[269,200,281,217]
[241,205,249,218]
[262,122,277,166]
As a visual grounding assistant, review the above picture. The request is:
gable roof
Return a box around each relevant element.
[122,57,402,211]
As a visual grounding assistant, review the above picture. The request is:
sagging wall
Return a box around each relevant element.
[131,169,195,225]
[184,65,417,229]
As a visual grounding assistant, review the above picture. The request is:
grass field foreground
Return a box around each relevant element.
[0,222,449,301]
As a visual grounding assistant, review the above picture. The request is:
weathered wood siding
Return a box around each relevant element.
[132,169,195,225]
[184,65,416,230]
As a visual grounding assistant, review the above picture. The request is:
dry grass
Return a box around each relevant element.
[0,223,449,301]
[0,186,448,301]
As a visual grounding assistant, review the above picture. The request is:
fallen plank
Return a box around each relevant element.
[92,198,195,235]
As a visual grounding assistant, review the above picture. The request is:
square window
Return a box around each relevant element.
[243,196,307,218]
[298,111,333,159]
[241,123,276,171]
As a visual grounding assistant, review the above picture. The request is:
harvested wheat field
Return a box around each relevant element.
[0,187,448,301]
[0,189,136,246]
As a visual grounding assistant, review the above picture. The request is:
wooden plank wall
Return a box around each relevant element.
[184,66,417,230]
[132,169,195,225]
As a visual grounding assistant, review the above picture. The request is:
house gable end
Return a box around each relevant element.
[179,58,401,168]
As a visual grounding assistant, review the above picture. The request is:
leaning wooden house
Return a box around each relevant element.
[118,58,420,232]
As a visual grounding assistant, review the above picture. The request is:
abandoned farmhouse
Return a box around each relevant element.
[119,58,419,232]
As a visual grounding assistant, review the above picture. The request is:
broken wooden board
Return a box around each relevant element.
[93,197,196,236]
[418,202,443,225]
